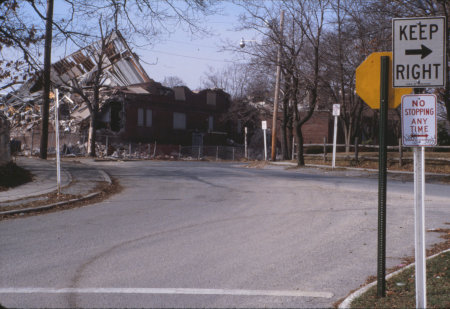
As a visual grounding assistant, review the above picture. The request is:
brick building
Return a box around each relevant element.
[98,82,232,145]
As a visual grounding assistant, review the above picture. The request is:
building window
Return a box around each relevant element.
[173,112,186,130]
[207,91,216,105]
[146,109,152,127]
[208,115,214,131]
[137,108,144,126]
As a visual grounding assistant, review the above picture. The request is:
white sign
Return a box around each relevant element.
[393,17,446,88]
[401,94,437,146]
[332,104,340,116]
[261,120,267,130]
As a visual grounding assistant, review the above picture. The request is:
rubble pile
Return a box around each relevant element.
[1,30,152,155]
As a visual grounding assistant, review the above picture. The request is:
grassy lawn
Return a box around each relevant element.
[350,250,450,308]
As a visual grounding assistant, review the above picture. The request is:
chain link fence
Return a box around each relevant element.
[9,130,256,161]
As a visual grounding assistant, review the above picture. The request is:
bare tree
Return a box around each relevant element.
[283,0,330,166]
[161,76,185,88]
[52,24,120,157]
[320,0,367,152]
[201,63,255,100]
[0,1,44,90]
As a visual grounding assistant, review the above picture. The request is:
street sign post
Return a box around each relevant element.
[332,104,340,168]
[356,52,412,109]
[401,94,437,309]
[393,17,446,88]
[262,121,267,161]
[54,89,61,195]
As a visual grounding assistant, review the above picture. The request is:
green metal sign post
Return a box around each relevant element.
[377,55,389,297]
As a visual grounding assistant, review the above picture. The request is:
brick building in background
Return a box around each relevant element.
[97,82,232,146]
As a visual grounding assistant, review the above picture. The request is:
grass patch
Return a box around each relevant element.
[351,251,450,308]
[0,162,32,191]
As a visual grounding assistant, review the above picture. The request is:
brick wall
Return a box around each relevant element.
[300,111,332,144]
[119,89,231,145]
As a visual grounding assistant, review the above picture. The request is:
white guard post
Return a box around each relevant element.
[262,121,267,161]
[401,94,437,309]
[414,146,426,308]
[332,104,340,168]
[55,89,61,194]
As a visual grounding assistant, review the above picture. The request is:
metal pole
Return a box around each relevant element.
[271,10,284,161]
[399,138,403,167]
[332,116,338,168]
[55,89,61,195]
[153,141,157,158]
[178,145,181,159]
[232,147,235,161]
[263,129,267,161]
[414,147,427,308]
[216,146,219,161]
[377,55,389,298]
[354,137,359,162]
[323,136,327,162]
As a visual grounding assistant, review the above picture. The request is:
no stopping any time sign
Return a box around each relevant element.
[401,94,437,147]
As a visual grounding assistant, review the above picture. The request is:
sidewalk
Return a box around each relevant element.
[0,157,111,215]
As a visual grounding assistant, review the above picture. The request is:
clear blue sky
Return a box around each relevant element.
[2,2,261,92]
[136,2,256,90]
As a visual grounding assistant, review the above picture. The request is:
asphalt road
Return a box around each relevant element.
[1,161,448,308]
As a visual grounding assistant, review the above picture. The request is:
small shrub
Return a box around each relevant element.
[0,162,32,189]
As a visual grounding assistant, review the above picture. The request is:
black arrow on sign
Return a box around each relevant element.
[405,44,432,59]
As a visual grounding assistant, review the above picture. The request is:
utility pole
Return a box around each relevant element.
[39,0,54,159]
[270,10,284,161]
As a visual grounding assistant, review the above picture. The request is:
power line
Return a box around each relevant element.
[150,49,245,63]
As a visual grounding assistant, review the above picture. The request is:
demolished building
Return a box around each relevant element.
[1,31,233,154]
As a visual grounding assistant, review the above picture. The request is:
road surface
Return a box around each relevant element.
[1,161,448,308]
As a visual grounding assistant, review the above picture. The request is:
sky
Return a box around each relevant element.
[135,2,255,90]
[1,1,267,92]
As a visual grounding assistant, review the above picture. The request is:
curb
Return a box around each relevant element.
[0,169,112,217]
[338,248,450,308]
[271,161,450,177]
[0,162,73,204]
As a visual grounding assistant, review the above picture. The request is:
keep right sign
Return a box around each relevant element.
[393,17,446,88]
[401,94,437,147]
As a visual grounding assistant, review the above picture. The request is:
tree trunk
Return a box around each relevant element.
[281,94,290,160]
[87,113,96,157]
[295,124,305,166]
[343,121,352,153]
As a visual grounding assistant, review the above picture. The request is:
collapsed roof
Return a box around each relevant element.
[1,30,152,130]
[51,30,151,88]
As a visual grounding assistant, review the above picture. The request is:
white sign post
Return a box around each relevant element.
[393,17,446,88]
[332,104,340,168]
[401,94,437,309]
[262,121,267,161]
[54,89,61,195]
